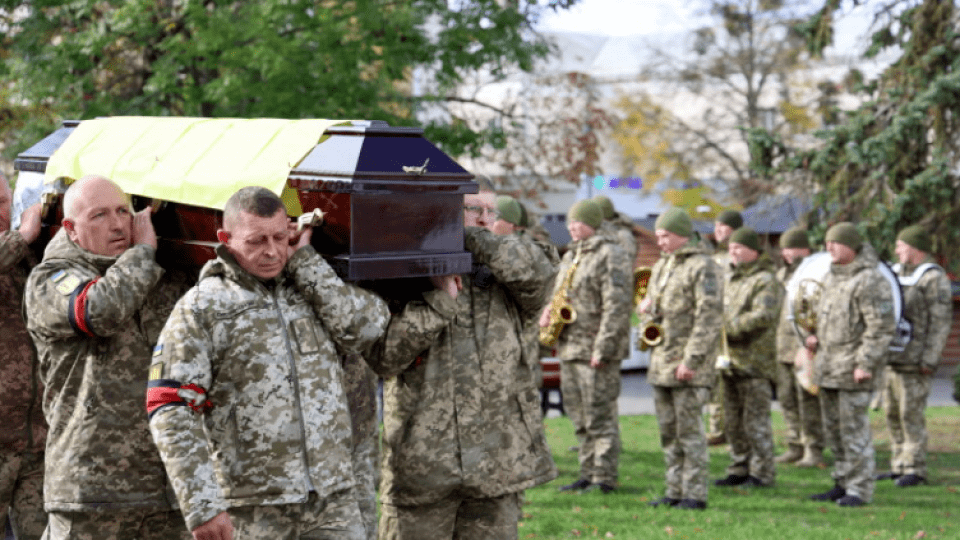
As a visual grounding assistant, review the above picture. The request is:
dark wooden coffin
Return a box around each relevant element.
[14,119,477,280]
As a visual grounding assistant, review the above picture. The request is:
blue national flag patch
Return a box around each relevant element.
[153,344,163,358]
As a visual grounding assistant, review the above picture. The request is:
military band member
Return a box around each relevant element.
[0,179,47,540]
[24,175,192,540]
[592,195,638,265]
[774,227,825,468]
[147,186,389,540]
[368,179,557,540]
[713,228,781,488]
[876,225,952,487]
[707,209,743,445]
[806,222,895,507]
[543,199,631,494]
[639,208,723,510]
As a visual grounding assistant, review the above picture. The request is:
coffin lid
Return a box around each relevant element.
[14,117,475,216]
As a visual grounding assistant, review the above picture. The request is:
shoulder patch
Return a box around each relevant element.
[54,273,82,296]
[148,362,164,381]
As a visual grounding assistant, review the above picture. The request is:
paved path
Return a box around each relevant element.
[547,364,958,418]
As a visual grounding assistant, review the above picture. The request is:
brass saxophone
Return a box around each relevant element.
[539,243,582,347]
[633,266,663,351]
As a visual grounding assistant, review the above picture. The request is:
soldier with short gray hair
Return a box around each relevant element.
[147,186,390,539]
[876,225,952,488]
[806,222,896,507]
[639,208,723,510]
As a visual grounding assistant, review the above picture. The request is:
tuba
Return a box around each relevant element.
[539,243,582,347]
[632,266,663,350]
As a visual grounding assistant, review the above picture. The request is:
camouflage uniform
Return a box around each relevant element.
[342,354,380,540]
[368,227,557,540]
[775,257,824,462]
[23,229,191,540]
[553,232,631,486]
[708,244,731,441]
[517,229,560,386]
[0,231,47,540]
[720,254,781,485]
[147,245,389,538]
[882,257,952,478]
[600,212,638,265]
[643,236,723,503]
[814,243,896,503]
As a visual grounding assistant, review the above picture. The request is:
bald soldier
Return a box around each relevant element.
[876,225,952,488]
[24,175,192,540]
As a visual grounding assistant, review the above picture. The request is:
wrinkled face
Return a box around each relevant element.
[491,219,516,236]
[567,220,595,242]
[895,239,923,265]
[220,209,291,280]
[714,222,734,244]
[0,181,11,233]
[463,192,497,230]
[728,242,758,265]
[64,182,132,257]
[781,247,810,265]
[656,229,688,254]
[826,241,856,265]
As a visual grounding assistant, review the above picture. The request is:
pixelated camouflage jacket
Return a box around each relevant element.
[885,256,952,372]
[722,254,782,380]
[0,230,46,452]
[775,257,805,364]
[600,213,638,264]
[552,232,632,362]
[148,245,389,530]
[367,226,558,507]
[814,244,896,390]
[516,229,559,378]
[24,229,179,511]
[642,235,723,388]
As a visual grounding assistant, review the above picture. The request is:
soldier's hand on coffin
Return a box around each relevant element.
[18,203,42,244]
[429,274,462,300]
[853,367,872,383]
[287,220,313,257]
[805,334,818,352]
[132,207,157,249]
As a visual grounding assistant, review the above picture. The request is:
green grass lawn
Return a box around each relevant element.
[518,407,960,539]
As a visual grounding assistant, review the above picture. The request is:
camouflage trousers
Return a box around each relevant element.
[776,361,823,453]
[41,509,191,540]
[378,492,520,540]
[706,375,725,439]
[653,385,710,502]
[820,388,874,502]
[560,358,622,485]
[0,449,45,540]
[342,354,380,540]
[721,373,775,485]
[230,489,365,540]
[882,367,931,477]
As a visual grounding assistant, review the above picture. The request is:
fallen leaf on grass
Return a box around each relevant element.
[913,531,926,539]
[898,511,907,521]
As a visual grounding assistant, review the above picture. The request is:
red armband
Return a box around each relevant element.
[147,380,213,419]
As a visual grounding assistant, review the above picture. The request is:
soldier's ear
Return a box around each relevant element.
[216,229,230,244]
[62,219,74,233]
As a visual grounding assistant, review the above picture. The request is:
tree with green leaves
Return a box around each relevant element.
[614,0,829,211]
[750,0,960,273]
[0,0,578,174]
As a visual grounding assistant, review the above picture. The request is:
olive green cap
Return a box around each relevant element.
[517,201,531,228]
[655,208,694,238]
[779,226,810,249]
[496,195,523,227]
[593,195,616,220]
[568,199,604,229]
[825,222,862,251]
[716,209,743,229]
[729,227,760,252]
[897,225,932,253]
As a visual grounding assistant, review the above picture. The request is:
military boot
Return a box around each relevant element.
[795,447,826,468]
[775,445,804,464]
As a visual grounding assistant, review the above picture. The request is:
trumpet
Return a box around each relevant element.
[792,277,823,336]
[638,321,664,351]
[633,266,663,351]
[633,266,652,306]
